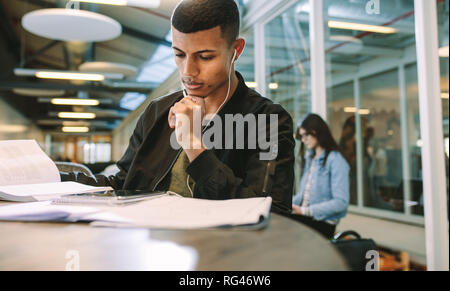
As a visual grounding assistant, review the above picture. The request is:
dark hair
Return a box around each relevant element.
[171,0,240,46]
[297,114,341,170]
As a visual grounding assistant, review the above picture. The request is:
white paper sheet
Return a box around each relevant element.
[0,182,113,202]
[0,140,60,186]
[94,196,273,229]
[0,201,99,221]
[0,195,272,229]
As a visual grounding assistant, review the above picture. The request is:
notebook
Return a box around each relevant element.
[0,140,113,202]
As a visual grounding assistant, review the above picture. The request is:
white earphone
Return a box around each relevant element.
[232,49,237,63]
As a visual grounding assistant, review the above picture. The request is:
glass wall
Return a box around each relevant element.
[323,0,426,221]
[265,0,311,122]
[235,31,255,86]
[327,81,357,204]
[241,0,448,269]
[264,0,312,192]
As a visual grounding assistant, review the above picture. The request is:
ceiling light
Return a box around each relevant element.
[63,121,91,126]
[58,112,96,119]
[36,72,105,81]
[358,109,371,115]
[74,0,160,8]
[62,126,90,133]
[14,68,124,81]
[51,98,100,106]
[246,82,257,88]
[328,21,397,34]
[269,83,279,90]
[344,107,371,115]
[442,92,449,99]
[246,82,279,89]
[439,46,449,58]
[0,125,28,133]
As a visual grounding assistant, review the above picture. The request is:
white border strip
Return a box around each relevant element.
[414,0,449,271]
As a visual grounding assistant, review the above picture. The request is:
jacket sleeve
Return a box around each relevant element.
[60,109,146,190]
[310,153,350,221]
[186,104,295,214]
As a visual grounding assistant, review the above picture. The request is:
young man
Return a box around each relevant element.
[61,0,295,214]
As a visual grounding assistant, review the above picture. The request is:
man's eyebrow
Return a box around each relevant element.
[172,47,216,54]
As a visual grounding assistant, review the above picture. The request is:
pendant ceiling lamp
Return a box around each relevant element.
[21,7,122,42]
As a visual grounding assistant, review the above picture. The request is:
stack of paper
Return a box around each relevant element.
[0,196,272,230]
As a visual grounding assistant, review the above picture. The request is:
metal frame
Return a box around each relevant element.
[309,0,327,120]
[254,23,266,96]
[399,64,413,216]
[354,78,364,209]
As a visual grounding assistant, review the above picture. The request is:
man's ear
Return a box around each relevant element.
[233,38,246,61]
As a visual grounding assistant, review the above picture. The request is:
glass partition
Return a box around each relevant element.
[265,0,311,122]
[264,0,312,192]
[324,0,424,221]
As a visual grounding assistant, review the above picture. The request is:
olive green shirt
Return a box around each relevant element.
[168,150,195,198]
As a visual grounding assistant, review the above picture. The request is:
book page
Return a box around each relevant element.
[0,140,60,186]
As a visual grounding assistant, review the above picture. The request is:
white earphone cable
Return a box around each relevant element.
[187,49,237,196]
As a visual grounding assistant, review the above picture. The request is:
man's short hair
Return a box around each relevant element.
[171,0,240,46]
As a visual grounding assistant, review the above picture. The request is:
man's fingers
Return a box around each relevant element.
[169,96,206,129]
[168,107,177,128]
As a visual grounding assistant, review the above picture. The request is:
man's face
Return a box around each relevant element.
[172,26,234,98]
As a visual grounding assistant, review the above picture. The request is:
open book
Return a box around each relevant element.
[0,140,113,202]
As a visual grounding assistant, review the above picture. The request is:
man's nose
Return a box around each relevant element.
[183,56,199,77]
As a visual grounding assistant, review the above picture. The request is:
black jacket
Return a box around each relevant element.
[62,73,295,214]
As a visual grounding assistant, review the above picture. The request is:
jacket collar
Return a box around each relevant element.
[307,149,327,161]
[216,71,249,116]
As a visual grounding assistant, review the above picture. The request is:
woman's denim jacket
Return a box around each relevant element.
[292,150,350,221]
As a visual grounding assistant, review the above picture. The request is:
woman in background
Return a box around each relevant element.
[292,114,350,238]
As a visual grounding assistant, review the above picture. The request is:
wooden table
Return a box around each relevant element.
[0,202,348,271]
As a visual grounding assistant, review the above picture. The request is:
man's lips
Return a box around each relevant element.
[184,82,203,90]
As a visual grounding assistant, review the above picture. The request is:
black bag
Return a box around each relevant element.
[331,231,378,271]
